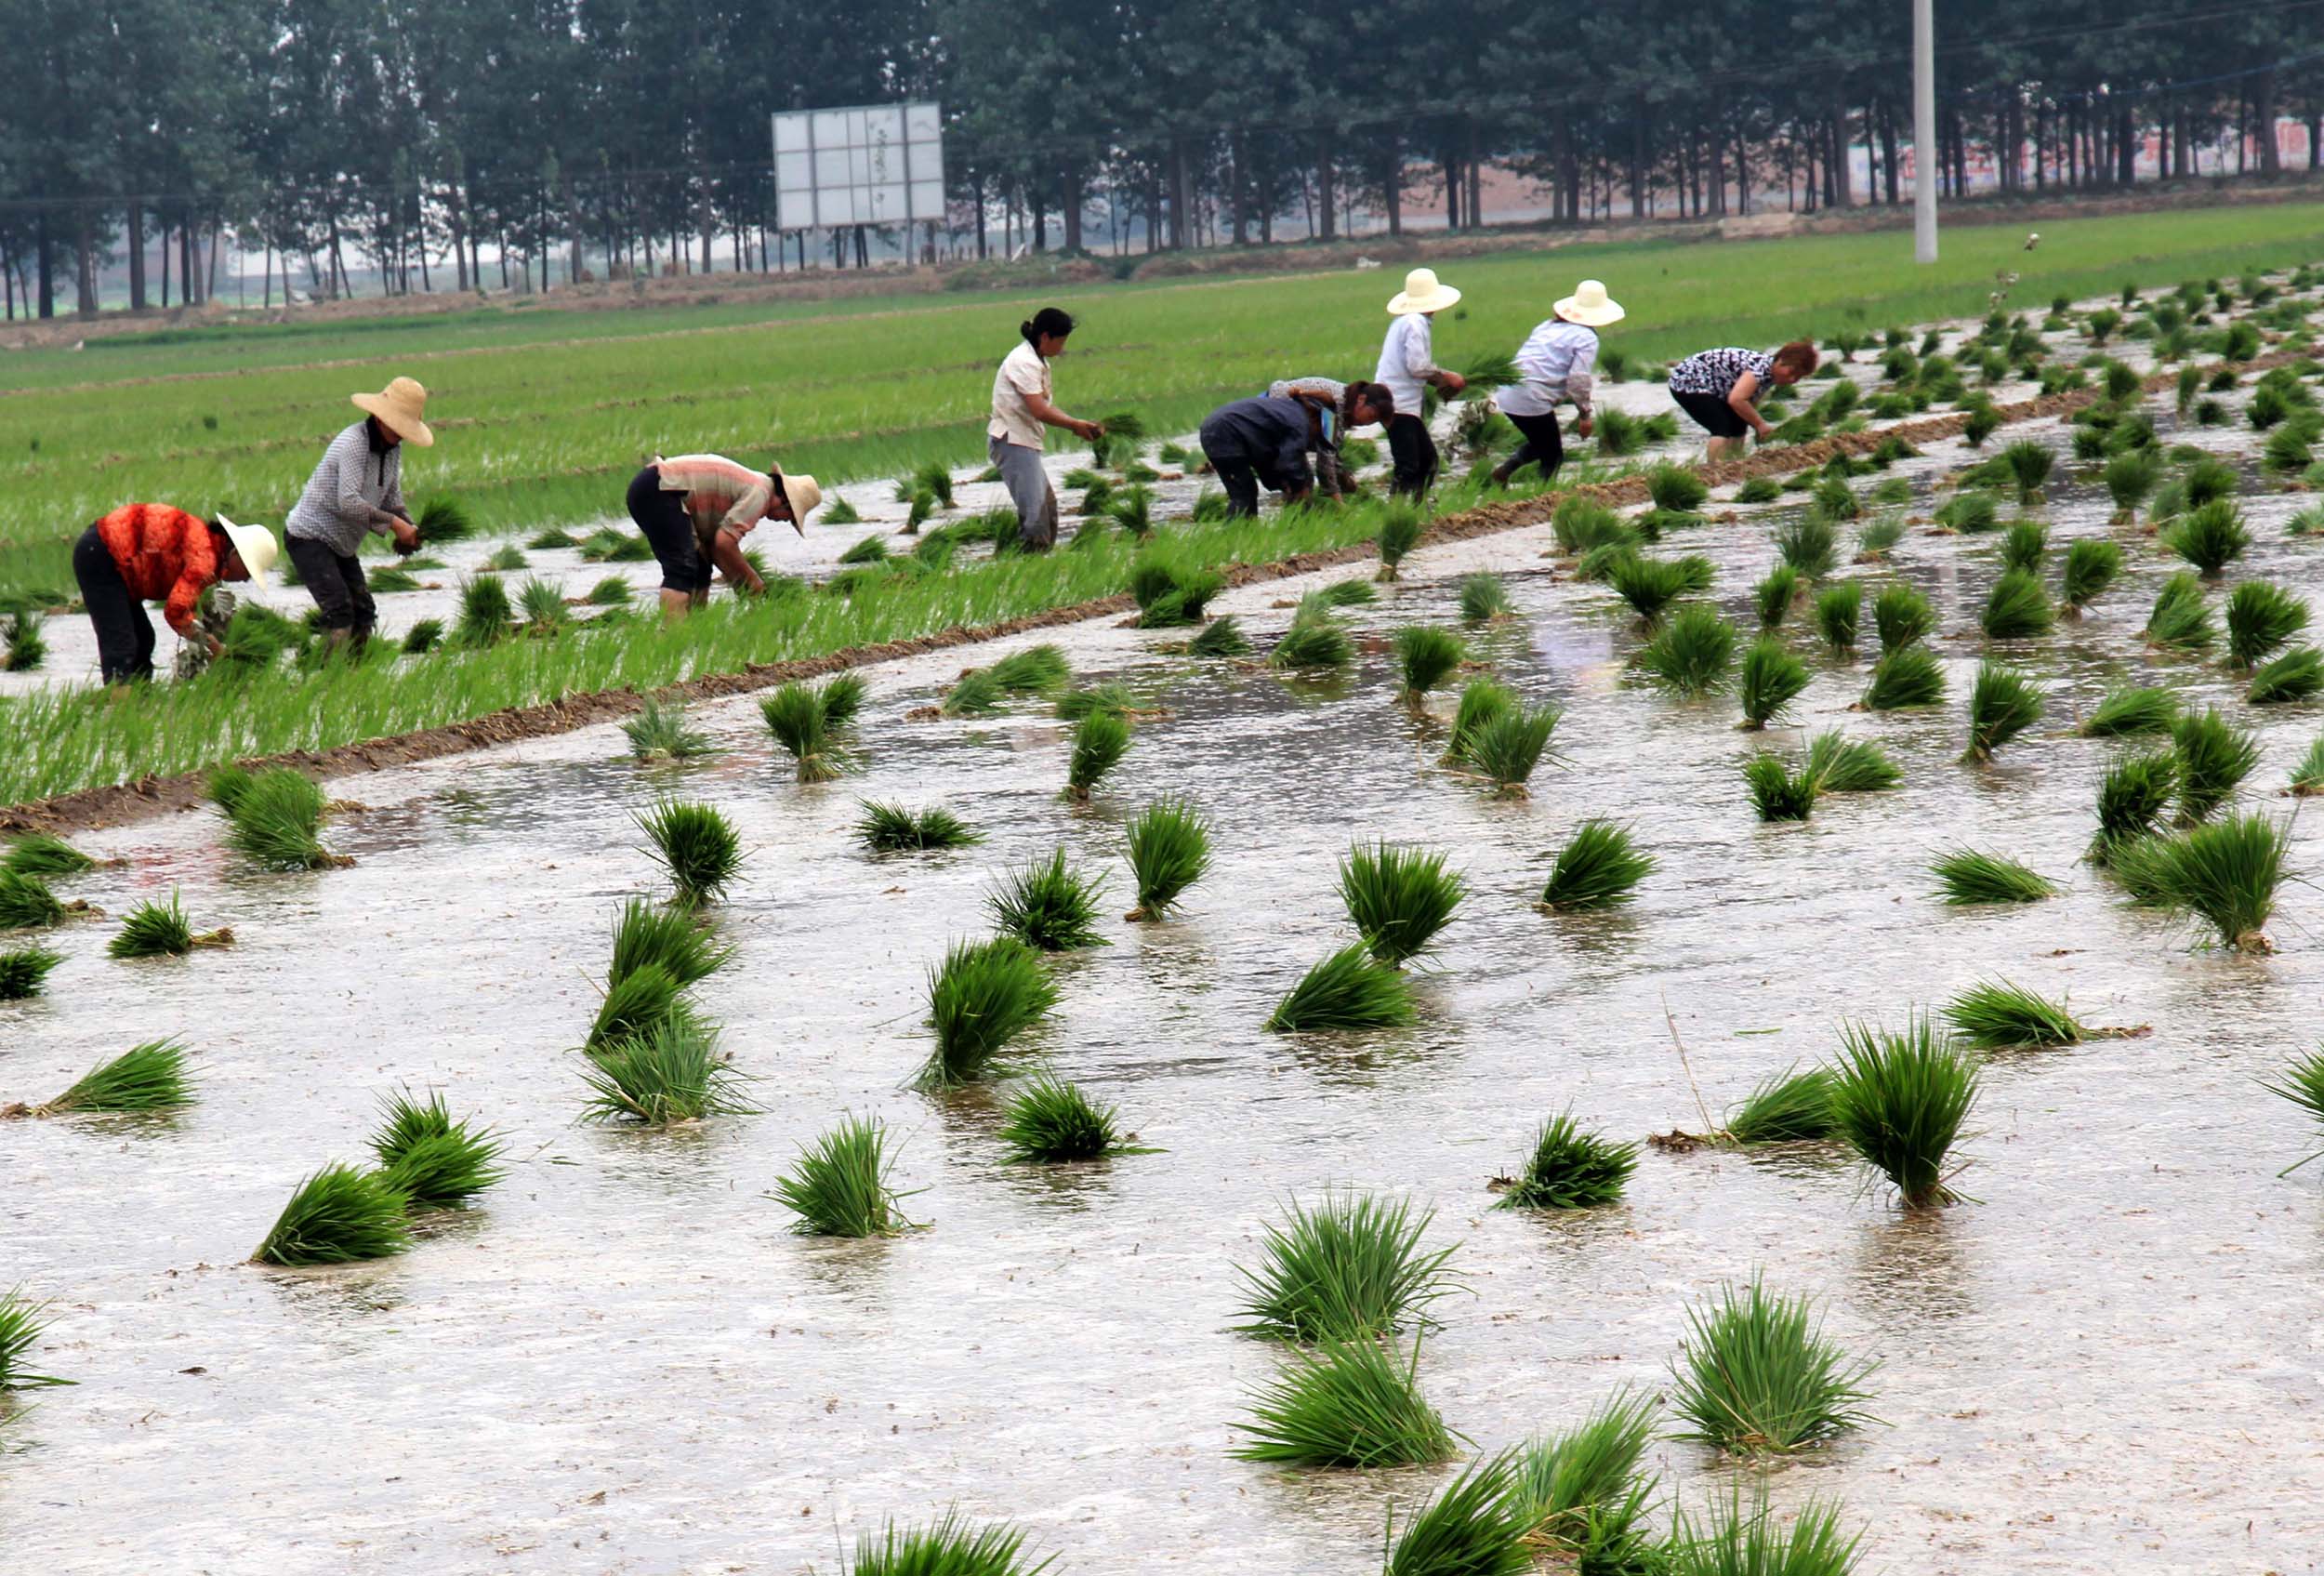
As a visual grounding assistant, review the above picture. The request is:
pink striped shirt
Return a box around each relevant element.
[655,454,773,542]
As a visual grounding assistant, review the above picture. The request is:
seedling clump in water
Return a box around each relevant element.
[1340,842,1462,966]
[1234,1193,1457,1341]
[108,890,233,958]
[1669,1275,1878,1453]
[772,1114,913,1236]
[1266,944,1418,1031]
[988,848,1109,951]
[1123,799,1210,920]
[920,936,1059,1087]
[1492,1113,1636,1209]
[997,1074,1139,1163]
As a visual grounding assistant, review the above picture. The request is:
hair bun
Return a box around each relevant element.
[1019,319,1037,338]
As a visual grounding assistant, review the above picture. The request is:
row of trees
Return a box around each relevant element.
[4,0,2320,318]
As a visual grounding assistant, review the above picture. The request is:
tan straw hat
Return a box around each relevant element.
[1555,279,1625,327]
[350,377,435,447]
[214,514,279,585]
[776,472,823,536]
[1387,267,1462,315]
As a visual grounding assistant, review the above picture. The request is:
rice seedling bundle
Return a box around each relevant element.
[2133,813,2289,949]
[452,575,515,649]
[369,1090,502,1207]
[1829,1014,1978,1206]
[226,767,338,869]
[920,936,1058,1087]
[2265,425,2314,475]
[1930,847,2057,905]
[1458,573,1515,624]
[1467,705,1560,795]
[987,848,1109,951]
[1999,520,2048,576]
[760,682,845,780]
[1188,615,1249,656]
[606,898,733,997]
[1123,798,1211,921]
[1552,496,1630,555]
[1944,979,2086,1048]
[2089,753,2180,865]
[1668,1275,1879,1452]
[33,1039,192,1116]
[0,944,62,1000]
[1572,542,1635,583]
[772,1114,911,1235]
[622,698,715,761]
[1775,515,1839,578]
[1268,614,1353,672]
[1064,709,1131,801]
[838,533,889,566]
[1735,476,1783,505]
[364,567,421,595]
[2162,499,2251,576]
[1493,1114,1636,1209]
[985,642,1068,695]
[527,527,578,551]
[400,618,442,654]
[1053,682,1142,724]
[1980,568,2054,640]
[0,869,65,931]
[1265,943,1419,1032]
[1800,733,1897,795]
[413,497,475,546]
[1646,463,1710,513]
[2172,708,2259,822]
[2058,539,2122,616]
[942,668,1005,718]
[1737,639,1811,730]
[1315,579,1378,609]
[1860,644,1944,709]
[0,612,45,672]
[1638,605,1736,695]
[1724,1067,1837,1143]
[3,833,94,878]
[2291,736,2324,795]
[480,545,528,574]
[580,1018,754,1124]
[1871,582,1934,651]
[1376,502,1428,579]
[1607,553,1713,623]
[1814,581,1861,655]
[1933,491,2000,533]
[1963,661,2043,762]
[1666,1490,1862,1576]
[215,604,305,670]
[2103,447,2164,518]
[1753,564,1799,629]
[2145,573,2216,651]
[1743,755,1818,821]
[2259,1049,2324,1178]
[635,800,743,907]
[819,495,862,526]
[252,1163,413,1265]
[1961,405,2001,446]
[1511,1389,1657,1547]
[1393,626,1466,703]
[1592,406,1646,455]
[1234,1335,1453,1467]
[1131,562,1223,629]
[1809,475,1860,523]
[1528,818,1655,910]
[2251,647,2324,704]
[1340,842,1463,966]
[0,1287,64,1390]
[2225,581,2309,668]
[1089,410,1146,469]
[846,1514,1047,1576]
[107,890,231,958]
[1445,678,1516,766]
[1380,1451,1532,1576]
[1235,1193,1457,1341]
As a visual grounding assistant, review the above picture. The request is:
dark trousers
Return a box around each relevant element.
[73,525,156,683]
[1502,411,1566,481]
[1387,413,1438,498]
[1211,457,1262,518]
[286,534,377,640]
[627,465,709,592]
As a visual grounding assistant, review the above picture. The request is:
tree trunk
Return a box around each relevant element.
[126,203,147,311]
[2256,68,2282,174]
[1227,136,1248,245]
[1383,138,1404,236]
[1064,166,1087,252]
[2118,105,2137,184]
[1880,101,1900,205]
[1829,104,1853,207]
[1467,130,1483,228]
[1315,140,1337,242]
[1629,104,1647,218]
[1169,141,1192,248]
[73,205,99,315]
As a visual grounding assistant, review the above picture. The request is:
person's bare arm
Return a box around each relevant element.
[1728,371,1771,437]
[1024,390,1100,441]
[710,527,765,594]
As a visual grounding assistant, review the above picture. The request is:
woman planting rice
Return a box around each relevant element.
[989,307,1105,551]
[71,505,276,684]
[1373,268,1468,497]
[1666,339,1819,460]
[1199,384,1393,518]
[624,454,821,618]
[1264,376,1386,497]
[1487,279,1625,487]
[284,377,436,651]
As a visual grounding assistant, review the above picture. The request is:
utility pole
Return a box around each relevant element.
[1914,0,1937,262]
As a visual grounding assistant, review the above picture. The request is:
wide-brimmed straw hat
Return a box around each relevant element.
[776,472,823,536]
[1555,279,1625,327]
[214,515,279,585]
[1387,267,1462,315]
[351,377,435,447]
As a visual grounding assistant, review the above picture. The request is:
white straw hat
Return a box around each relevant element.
[215,515,279,585]
[777,472,822,536]
[350,377,436,447]
[1555,280,1625,327]
[1387,267,1462,315]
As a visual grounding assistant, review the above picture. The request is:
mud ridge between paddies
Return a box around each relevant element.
[3,351,2279,837]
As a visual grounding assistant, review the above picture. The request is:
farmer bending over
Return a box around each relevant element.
[284,377,431,651]
[1264,377,1392,497]
[72,505,277,685]
[1198,383,1394,519]
[1666,340,1819,462]
[625,455,822,617]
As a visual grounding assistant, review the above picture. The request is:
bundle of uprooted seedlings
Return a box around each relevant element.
[1753,565,1800,629]
[1444,679,1514,766]
[1667,1274,1879,1453]
[1943,979,2087,1049]
[1743,754,1818,821]
[1466,703,1560,796]
[1064,709,1131,801]
[1860,644,1945,710]
[1872,582,1934,650]
[1234,1192,1458,1340]
[252,1163,414,1266]
[987,848,1109,950]
[401,618,443,654]
[1723,1066,1838,1143]
[1998,440,2053,503]
[1808,475,1860,525]
[1637,604,1736,695]
[3,833,98,879]
[0,611,46,672]
[1774,515,1839,579]
[772,1114,913,1236]
[0,869,68,932]
[1089,410,1147,469]
[414,497,476,545]
[1492,1113,1635,1209]
[107,890,232,959]
[1644,461,1709,516]
[1382,1450,1533,1576]
[2080,685,2176,738]
[1668,1489,1860,1576]
[759,680,850,781]
[2259,1048,2324,1179]
[2161,498,2250,577]
[2251,647,2324,705]
[515,576,567,634]
[1552,496,1632,556]
[1930,847,2056,905]
[838,533,890,566]
[1340,842,1463,966]
[25,1039,193,1116]
[1980,568,2053,641]
[2225,580,2310,669]
[1814,582,1860,654]
[1933,491,2000,534]
[0,945,62,1000]
[370,1090,502,1207]
[2058,539,2121,616]
[845,1515,1050,1576]
[1962,660,2042,762]
[1804,731,1900,792]
[453,575,514,648]
[997,1073,1142,1163]
[1269,605,1354,673]
[2089,751,2179,866]
[918,935,1059,1088]
[225,767,342,870]
[855,800,982,853]
[1737,639,1810,731]
[635,800,743,906]
[1459,573,1515,624]
[1829,1013,1979,1206]
[2145,573,2216,652]
[213,604,307,671]
[1188,615,1250,657]
[1607,553,1712,624]
[1538,819,1654,910]
[622,697,716,762]
[2172,708,2259,822]
[1130,559,1224,628]
[1393,626,1466,706]
[2119,813,2289,950]
[1234,1334,1453,1467]
[1509,1388,1658,1551]
[1123,799,1210,920]
[1999,520,2046,576]
[1054,682,1145,725]
[1265,943,1419,1031]
[2102,447,2164,521]
[580,1017,755,1124]
[1375,502,1428,580]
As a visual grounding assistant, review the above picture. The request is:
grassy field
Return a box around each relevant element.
[6,205,2324,608]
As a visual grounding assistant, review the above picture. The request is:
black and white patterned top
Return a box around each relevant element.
[1668,347,1776,398]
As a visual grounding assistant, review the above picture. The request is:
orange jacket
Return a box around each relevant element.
[96,504,218,638]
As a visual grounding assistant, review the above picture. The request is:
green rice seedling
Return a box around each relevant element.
[988,848,1108,951]
[0,1287,64,1390]
[1829,1013,1978,1207]
[1393,626,1467,703]
[1735,476,1783,505]
[772,1114,911,1235]
[2103,447,2164,521]
[34,1039,192,1115]
[2057,540,2122,616]
[838,533,889,566]
[0,944,62,1000]
[1269,614,1353,673]
[369,1090,502,1208]
[1638,605,1736,695]
[1124,799,1211,920]
[1572,542,1636,583]
[215,604,305,670]
[2259,1049,2324,1177]
[855,801,982,853]
[1511,1389,1658,1546]
[997,1073,1137,1163]
[1743,754,1818,821]
[0,869,64,931]
[1,612,46,671]
[2291,736,2324,796]
[1931,848,2057,905]
[1944,979,2086,1048]
[2176,363,2203,410]
[844,1514,1046,1576]
[1234,1334,1453,1467]
[1493,1113,1636,1209]
[942,667,1005,717]
[1188,614,1249,657]
[919,936,1059,1087]
[1963,661,2042,762]
[580,1017,753,1124]
[2249,382,2293,430]
[2172,708,2259,822]
[1803,732,1899,792]
[2139,813,2290,949]
[1855,515,1905,559]
[481,545,528,574]
[1753,565,1800,629]
[1539,819,1654,909]
[4,833,94,879]
[1551,497,1625,555]
[1666,1490,1861,1576]
[1265,943,1419,1032]
[1235,1192,1457,1341]
[226,767,338,870]
[2265,425,2315,476]
[2193,397,2229,425]
[1775,515,1838,578]
[1872,582,1934,651]
[1314,578,1379,609]
[1737,639,1811,731]
[251,1163,412,1266]
[1458,573,1515,623]
[2291,503,2324,538]
[1380,1450,1531,1576]
[1980,569,2053,641]
[2145,573,2216,651]
[1647,463,1710,514]
[819,495,862,525]
[760,682,845,781]
[2091,752,2179,862]
[607,897,732,993]
[1723,1067,1837,1143]
[2162,499,2250,577]
[2183,453,2239,508]
[2251,647,2324,704]
[1961,405,2001,446]
[1592,406,1646,455]
[1815,581,1861,655]
[1861,644,1944,709]
[2226,581,2309,668]
[908,458,955,510]
[400,617,442,654]
[1376,501,1428,580]
[364,567,421,594]
[454,575,515,648]
[635,800,743,907]
[2000,521,2047,576]
[1053,682,1142,723]
[1933,490,2000,533]
[413,497,475,546]
[1340,842,1463,966]
[586,956,706,1050]
[1445,678,1516,766]
[107,890,231,958]
[989,642,1070,695]
[1089,409,1146,468]
[1668,1275,1879,1453]
[1808,476,1860,526]
[622,697,715,761]
[1064,709,1131,801]
[1467,705,1560,795]
[1103,483,1154,538]
[1608,553,1713,624]
[527,527,578,551]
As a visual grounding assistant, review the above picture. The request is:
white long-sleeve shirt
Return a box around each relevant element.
[1495,320,1599,419]
[1373,313,1437,417]
[284,419,405,555]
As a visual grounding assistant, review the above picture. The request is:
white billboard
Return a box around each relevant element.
[772,101,944,231]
